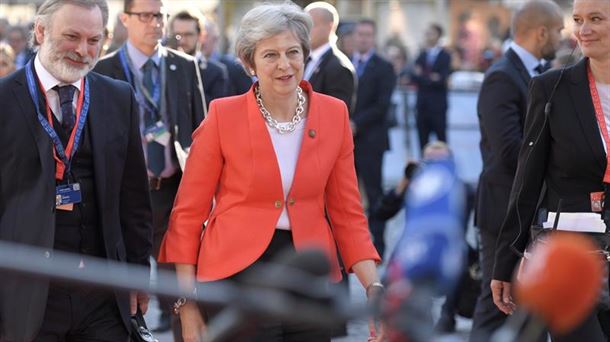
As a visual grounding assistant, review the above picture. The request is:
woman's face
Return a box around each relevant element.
[0,52,15,77]
[572,0,610,61]
[250,30,304,98]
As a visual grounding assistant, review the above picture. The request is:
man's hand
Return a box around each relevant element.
[491,279,516,315]
[130,291,150,315]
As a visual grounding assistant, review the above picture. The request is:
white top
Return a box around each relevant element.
[596,81,610,152]
[266,118,307,230]
[34,54,81,121]
[304,42,331,81]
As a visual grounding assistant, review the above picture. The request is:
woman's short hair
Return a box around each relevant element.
[235,1,312,76]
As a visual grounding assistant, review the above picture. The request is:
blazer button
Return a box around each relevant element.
[274,200,282,208]
[288,198,295,206]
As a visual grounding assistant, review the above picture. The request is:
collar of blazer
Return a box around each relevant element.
[567,58,606,169]
[506,48,532,86]
[244,80,321,197]
[13,70,110,210]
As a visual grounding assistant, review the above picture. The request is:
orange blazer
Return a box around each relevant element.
[159,81,380,282]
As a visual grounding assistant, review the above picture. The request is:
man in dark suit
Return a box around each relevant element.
[471,1,564,339]
[304,1,356,113]
[168,10,228,108]
[94,0,205,333]
[351,19,396,258]
[7,25,34,69]
[203,20,252,96]
[0,1,152,341]
[411,23,452,151]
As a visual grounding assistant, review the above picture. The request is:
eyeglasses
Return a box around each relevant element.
[125,11,168,23]
[173,32,198,41]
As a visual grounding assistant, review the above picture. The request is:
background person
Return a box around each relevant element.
[0,42,16,77]
[158,2,383,341]
[492,0,610,340]
[411,23,452,151]
[472,1,564,340]
[94,0,206,333]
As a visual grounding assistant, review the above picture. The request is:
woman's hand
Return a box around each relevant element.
[180,301,206,342]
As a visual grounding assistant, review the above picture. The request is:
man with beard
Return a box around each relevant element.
[94,0,205,333]
[168,9,228,108]
[0,0,152,341]
[471,0,563,340]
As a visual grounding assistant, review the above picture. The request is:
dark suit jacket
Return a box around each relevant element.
[493,58,604,281]
[199,58,229,108]
[94,46,205,152]
[0,69,152,341]
[308,46,357,113]
[476,48,531,234]
[218,54,252,96]
[412,48,452,113]
[352,53,396,153]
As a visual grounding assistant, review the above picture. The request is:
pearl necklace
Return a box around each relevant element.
[255,85,306,134]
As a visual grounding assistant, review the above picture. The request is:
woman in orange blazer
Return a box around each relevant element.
[159,2,382,341]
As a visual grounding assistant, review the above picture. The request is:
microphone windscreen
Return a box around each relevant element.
[515,232,603,334]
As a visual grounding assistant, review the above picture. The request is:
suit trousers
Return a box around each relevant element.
[469,228,508,342]
[35,283,128,342]
[355,149,386,258]
[151,173,181,318]
[173,229,332,342]
[416,104,447,151]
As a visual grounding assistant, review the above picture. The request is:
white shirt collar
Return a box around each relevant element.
[309,43,331,64]
[352,48,375,64]
[510,41,544,77]
[126,40,162,70]
[34,54,81,93]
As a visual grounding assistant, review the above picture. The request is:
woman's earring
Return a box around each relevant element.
[250,69,256,76]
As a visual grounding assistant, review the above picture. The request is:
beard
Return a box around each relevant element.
[541,42,558,62]
[38,35,98,83]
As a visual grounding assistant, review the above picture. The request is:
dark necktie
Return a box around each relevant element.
[54,85,76,132]
[356,57,366,78]
[534,63,548,75]
[141,59,165,176]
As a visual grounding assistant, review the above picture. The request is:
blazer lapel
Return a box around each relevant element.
[87,75,108,217]
[506,48,531,87]
[309,49,332,84]
[246,87,284,198]
[13,71,55,178]
[289,82,319,196]
[163,49,179,132]
[569,58,606,169]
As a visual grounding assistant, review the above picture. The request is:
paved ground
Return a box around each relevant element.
[145,90,481,341]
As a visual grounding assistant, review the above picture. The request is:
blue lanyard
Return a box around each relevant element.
[118,45,162,113]
[25,59,90,179]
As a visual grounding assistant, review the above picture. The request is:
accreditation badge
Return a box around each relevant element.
[56,183,82,211]
[144,121,170,147]
[591,191,604,213]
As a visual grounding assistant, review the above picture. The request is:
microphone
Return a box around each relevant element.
[383,158,467,342]
[203,249,342,342]
[493,232,603,342]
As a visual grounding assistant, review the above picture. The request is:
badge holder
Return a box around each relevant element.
[144,121,170,147]
[55,182,82,211]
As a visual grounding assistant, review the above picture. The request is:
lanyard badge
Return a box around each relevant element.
[588,61,610,213]
[25,60,89,210]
